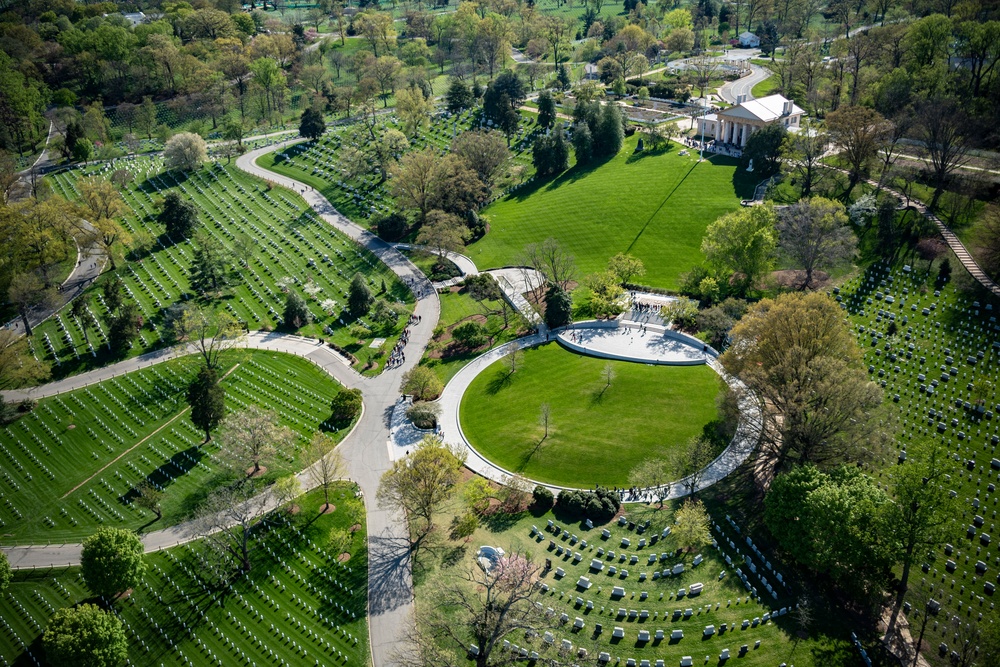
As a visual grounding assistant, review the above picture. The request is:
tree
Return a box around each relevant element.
[532,126,570,178]
[158,192,200,241]
[283,291,310,330]
[777,197,856,288]
[416,210,470,258]
[976,205,1000,279]
[665,27,696,54]
[330,387,363,423]
[395,86,433,136]
[355,10,396,57]
[503,347,525,376]
[451,130,510,187]
[884,444,956,639]
[587,271,626,318]
[522,237,576,292]
[43,604,128,667]
[134,481,163,521]
[780,121,828,197]
[308,432,347,512]
[377,435,464,538]
[764,464,896,604]
[557,64,571,90]
[198,477,272,575]
[401,366,444,401]
[187,366,226,442]
[720,292,885,475]
[299,106,326,140]
[190,231,232,296]
[916,98,971,209]
[396,550,544,667]
[174,307,244,370]
[7,273,54,338]
[544,285,572,328]
[137,96,157,140]
[349,272,374,315]
[0,551,10,593]
[673,499,712,550]
[389,147,438,223]
[571,122,594,164]
[594,103,624,158]
[106,304,142,358]
[826,106,888,197]
[740,122,786,176]
[80,528,145,600]
[701,205,778,296]
[72,138,93,164]
[607,252,645,286]
[446,78,473,114]
[536,90,556,130]
[217,406,293,477]
[163,132,208,172]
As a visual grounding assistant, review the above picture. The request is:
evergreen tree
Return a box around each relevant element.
[189,231,231,294]
[299,107,326,140]
[544,285,572,328]
[594,103,624,158]
[188,366,226,441]
[571,122,593,164]
[532,126,569,178]
[537,91,556,130]
[158,191,199,240]
[446,78,473,114]
[557,63,571,90]
[349,272,374,315]
[283,291,310,329]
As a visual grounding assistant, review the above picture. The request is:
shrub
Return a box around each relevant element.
[532,485,555,510]
[556,488,620,522]
[330,387,363,423]
[406,401,440,429]
[451,320,489,348]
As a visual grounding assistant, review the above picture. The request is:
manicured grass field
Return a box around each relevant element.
[0,486,368,667]
[459,343,723,487]
[469,135,758,289]
[413,481,858,667]
[37,157,409,377]
[0,351,349,543]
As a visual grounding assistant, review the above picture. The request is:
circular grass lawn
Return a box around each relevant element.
[459,343,724,488]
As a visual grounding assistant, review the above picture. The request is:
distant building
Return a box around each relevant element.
[697,94,805,148]
[738,32,760,48]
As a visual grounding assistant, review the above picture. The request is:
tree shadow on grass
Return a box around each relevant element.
[516,435,546,472]
[482,510,526,533]
[624,144,674,164]
[485,368,516,395]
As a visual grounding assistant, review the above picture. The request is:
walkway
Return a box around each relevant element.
[718,64,772,104]
[2,142,443,667]
[557,320,711,366]
[826,165,1000,299]
[433,321,763,501]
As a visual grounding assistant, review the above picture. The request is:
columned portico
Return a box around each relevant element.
[696,94,806,151]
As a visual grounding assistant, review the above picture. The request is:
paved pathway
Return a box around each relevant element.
[433,321,762,501]
[2,142,443,667]
[718,64,772,104]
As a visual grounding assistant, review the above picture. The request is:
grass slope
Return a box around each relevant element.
[0,486,368,667]
[469,135,757,289]
[460,343,722,487]
[0,351,348,543]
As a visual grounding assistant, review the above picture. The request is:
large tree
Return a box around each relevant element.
[521,237,575,292]
[401,366,444,401]
[740,122,787,176]
[377,435,465,540]
[348,272,374,316]
[720,292,885,476]
[43,604,128,667]
[396,551,546,667]
[217,405,293,477]
[779,121,828,197]
[776,197,856,288]
[163,132,208,172]
[80,527,146,600]
[198,477,272,575]
[307,431,347,512]
[187,366,226,442]
[157,192,200,241]
[916,97,971,209]
[451,130,510,187]
[189,231,231,295]
[700,204,778,296]
[173,307,244,370]
[765,464,897,605]
[7,273,55,338]
[672,499,712,550]
[416,210,471,258]
[299,106,326,140]
[826,105,888,197]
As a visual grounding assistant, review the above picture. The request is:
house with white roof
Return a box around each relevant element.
[697,94,805,148]
[738,31,760,47]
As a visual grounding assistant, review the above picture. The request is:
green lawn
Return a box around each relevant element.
[469,135,756,289]
[0,486,368,667]
[751,72,780,99]
[0,351,350,543]
[460,343,723,487]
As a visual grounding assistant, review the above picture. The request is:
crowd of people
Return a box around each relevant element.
[386,314,422,369]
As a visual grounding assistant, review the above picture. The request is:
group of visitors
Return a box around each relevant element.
[386,327,410,369]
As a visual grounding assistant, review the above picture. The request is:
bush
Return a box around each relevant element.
[451,320,489,348]
[375,213,408,241]
[557,488,620,523]
[532,485,555,510]
[330,387,363,423]
[401,366,444,401]
[406,401,440,429]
